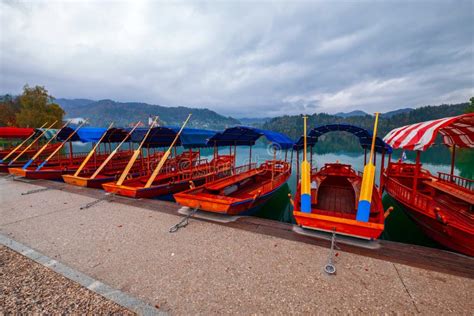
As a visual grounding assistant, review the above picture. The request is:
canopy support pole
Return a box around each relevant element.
[379,150,385,193]
[296,150,300,184]
[249,145,252,168]
[412,150,421,202]
[450,145,456,181]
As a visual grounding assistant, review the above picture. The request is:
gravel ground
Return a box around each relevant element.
[0,245,134,314]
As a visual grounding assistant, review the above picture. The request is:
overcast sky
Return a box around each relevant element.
[1,0,473,117]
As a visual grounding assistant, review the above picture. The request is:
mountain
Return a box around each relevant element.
[55,98,95,109]
[56,98,240,129]
[381,108,413,118]
[334,110,368,117]
[238,117,272,127]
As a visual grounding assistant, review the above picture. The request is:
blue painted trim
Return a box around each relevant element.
[36,161,47,171]
[22,159,33,170]
[356,200,371,222]
[301,194,311,213]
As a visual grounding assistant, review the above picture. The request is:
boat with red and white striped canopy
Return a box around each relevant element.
[383,113,474,256]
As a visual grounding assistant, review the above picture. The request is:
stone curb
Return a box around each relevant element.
[0,233,166,316]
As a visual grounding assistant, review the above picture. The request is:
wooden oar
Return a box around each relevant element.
[116,118,158,186]
[90,122,142,179]
[72,122,114,177]
[356,112,380,222]
[300,115,311,213]
[22,120,70,169]
[8,121,57,166]
[35,120,88,171]
[144,114,192,188]
[0,122,48,163]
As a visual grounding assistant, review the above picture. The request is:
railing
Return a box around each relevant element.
[438,172,474,191]
[385,177,431,212]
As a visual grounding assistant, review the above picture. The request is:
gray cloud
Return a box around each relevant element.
[1,0,473,118]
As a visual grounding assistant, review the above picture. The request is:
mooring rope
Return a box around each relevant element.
[21,187,52,195]
[169,206,199,233]
[324,229,339,275]
[80,193,115,210]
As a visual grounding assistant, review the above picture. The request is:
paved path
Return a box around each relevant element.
[1,177,473,314]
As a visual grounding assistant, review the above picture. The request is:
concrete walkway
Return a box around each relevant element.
[1,177,473,314]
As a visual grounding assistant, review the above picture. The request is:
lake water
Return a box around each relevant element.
[70,141,472,249]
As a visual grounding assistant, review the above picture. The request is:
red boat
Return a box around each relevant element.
[102,126,233,198]
[62,125,153,188]
[383,113,474,256]
[8,126,115,180]
[0,124,62,171]
[0,143,62,172]
[174,126,293,215]
[292,123,393,240]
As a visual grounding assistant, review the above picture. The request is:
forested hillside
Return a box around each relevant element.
[56,98,240,129]
[263,102,472,152]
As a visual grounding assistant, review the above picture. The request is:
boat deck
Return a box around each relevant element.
[1,177,473,314]
[424,180,474,205]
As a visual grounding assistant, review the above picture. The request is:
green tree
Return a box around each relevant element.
[0,94,21,126]
[15,85,64,128]
[465,97,474,113]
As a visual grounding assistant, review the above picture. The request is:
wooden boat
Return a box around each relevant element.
[62,124,143,188]
[292,121,393,240]
[383,113,474,256]
[0,123,61,171]
[174,126,293,215]
[102,120,235,198]
[8,124,114,180]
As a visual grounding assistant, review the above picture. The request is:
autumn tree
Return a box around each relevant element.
[15,85,64,128]
[0,95,21,126]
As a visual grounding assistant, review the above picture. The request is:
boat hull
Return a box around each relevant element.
[386,189,474,256]
[293,211,384,240]
[293,163,386,240]
[175,181,285,216]
[8,167,74,180]
[102,178,203,198]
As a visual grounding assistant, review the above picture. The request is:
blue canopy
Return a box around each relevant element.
[57,127,106,142]
[103,128,131,143]
[130,127,217,148]
[207,126,294,150]
[294,124,392,154]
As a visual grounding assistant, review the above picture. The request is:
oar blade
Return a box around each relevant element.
[356,162,375,222]
[301,160,311,213]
